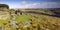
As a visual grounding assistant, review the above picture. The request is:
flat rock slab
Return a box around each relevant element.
[0,11,10,20]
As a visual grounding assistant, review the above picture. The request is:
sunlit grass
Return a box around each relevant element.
[0,20,9,24]
[0,12,60,30]
[15,15,30,22]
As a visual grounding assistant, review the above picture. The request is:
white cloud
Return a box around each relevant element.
[40,2,60,8]
[19,1,60,8]
[0,0,60,8]
[19,1,40,8]
[1,1,60,8]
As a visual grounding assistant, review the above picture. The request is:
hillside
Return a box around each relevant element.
[0,8,60,30]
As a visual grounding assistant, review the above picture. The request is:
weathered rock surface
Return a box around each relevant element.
[0,11,10,20]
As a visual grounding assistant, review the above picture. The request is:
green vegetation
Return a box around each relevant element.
[15,15,30,22]
[0,8,60,30]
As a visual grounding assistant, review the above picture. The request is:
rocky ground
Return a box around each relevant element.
[0,9,60,30]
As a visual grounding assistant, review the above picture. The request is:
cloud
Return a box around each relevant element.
[19,1,60,8]
[0,0,60,8]
[19,1,40,8]
[39,2,60,8]
[0,1,60,8]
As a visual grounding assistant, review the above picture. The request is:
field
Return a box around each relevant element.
[0,9,60,30]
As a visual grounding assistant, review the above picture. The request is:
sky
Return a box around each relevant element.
[0,0,60,8]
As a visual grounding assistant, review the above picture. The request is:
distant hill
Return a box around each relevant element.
[50,8,60,16]
[18,8,60,18]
